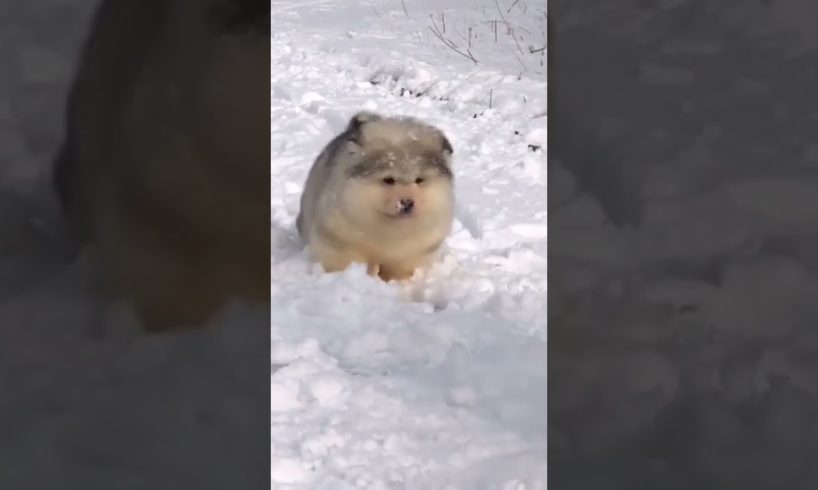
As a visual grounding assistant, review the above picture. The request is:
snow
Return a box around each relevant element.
[0,0,545,488]
[268,3,546,484]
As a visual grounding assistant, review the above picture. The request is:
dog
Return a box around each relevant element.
[52,0,270,331]
[296,111,455,281]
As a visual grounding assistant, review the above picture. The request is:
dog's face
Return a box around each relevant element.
[356,153,453,221]
[336,114,455,227]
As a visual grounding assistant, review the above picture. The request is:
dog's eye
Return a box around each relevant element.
[415,178,425,184]
[382,177,396,185]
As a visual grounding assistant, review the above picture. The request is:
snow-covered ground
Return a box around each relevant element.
[0,0,546,488]
[268,0,546,487]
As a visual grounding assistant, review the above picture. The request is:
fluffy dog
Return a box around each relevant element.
[296,111,455,281]
[52,0,270,331]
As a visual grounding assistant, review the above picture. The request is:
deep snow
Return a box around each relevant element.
[268,0,546,487]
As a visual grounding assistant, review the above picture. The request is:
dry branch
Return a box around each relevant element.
[494,0,525,55]
[429,15,478,64]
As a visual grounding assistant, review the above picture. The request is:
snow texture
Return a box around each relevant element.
[269,0,546,487]
[0,0,546,488]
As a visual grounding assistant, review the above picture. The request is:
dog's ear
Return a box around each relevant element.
[349,111,382,128]
[440,134,453,156]
[346,111,382,145]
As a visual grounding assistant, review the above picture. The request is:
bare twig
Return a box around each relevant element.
[489,88,493,109]
[441,12,446,33]
[494,0,524,55]
[400,0,409,19]
[429,15,478,64]
[507,0,521,13]
[512,49,528,73]
[529,45,545,54]
[450,24,467,45]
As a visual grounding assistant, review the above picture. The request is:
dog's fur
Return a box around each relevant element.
[53,0,270,331]
[297,112,455,281]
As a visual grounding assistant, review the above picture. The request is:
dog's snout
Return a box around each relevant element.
[399,198,415,214]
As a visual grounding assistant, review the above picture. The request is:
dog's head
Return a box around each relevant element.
[336,111,455,223]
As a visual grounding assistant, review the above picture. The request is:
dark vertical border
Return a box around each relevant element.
[549,1,818,489]
[0,0,271,487]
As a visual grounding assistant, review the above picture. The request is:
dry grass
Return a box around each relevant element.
[422,0,546,76]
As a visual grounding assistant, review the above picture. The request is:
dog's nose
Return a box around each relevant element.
[399,198,414,214]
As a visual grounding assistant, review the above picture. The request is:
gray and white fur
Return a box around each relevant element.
[297,111,455,281]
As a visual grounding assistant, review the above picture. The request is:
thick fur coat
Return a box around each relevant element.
[297,112,455,281]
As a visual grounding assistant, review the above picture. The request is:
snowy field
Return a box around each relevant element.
[0,0,546,488]
[268,0,546,487]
